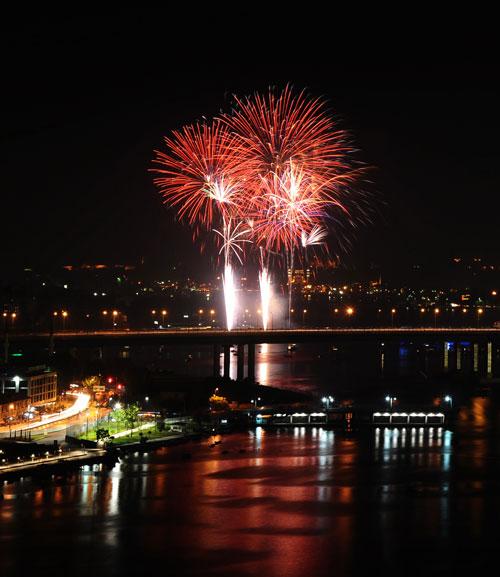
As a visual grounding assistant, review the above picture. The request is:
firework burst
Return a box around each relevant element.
[152,121,242,230]
[152,85,368,331]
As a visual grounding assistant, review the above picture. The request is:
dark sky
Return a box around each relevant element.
[1,13,498,279]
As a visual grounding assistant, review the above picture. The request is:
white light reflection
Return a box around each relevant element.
[256,343,270,385]
[254,426,264,450]
[442,430,452,472]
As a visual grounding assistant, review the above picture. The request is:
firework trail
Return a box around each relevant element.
[222,263,237,332]
[214,217,252,330]
[257,247,273,330]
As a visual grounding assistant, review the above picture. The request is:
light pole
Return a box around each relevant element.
[161,309,167,326]
[477,307,483,327]
[444,395,452,409]
[322,396,334,410]
[391,308,396,327]
[434,308,440,328]
[385,395,396,410]
[302,309,307,326]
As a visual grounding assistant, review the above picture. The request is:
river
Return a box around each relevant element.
[1,392,500,576]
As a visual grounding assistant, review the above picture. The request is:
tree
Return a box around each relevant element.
[95,428,110,441]
[113,403,140,434]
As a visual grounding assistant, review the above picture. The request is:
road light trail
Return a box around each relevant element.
[0,392,91,434]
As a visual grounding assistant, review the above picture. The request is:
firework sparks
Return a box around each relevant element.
[301,224,328,248]
[259,266,272,331]
[213,218,251,330]
[152,121,242,229]
[152,85,367,331]
[222,263,237,331]
[213,217,252,266]
[220,84,352,180]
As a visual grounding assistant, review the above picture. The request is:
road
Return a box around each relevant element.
[0,392,93,442]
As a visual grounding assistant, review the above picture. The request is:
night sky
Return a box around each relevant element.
[2,14,498,279]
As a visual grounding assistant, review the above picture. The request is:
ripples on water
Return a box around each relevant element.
[2,397,500,577]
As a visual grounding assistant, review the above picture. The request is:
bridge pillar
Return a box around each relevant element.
[487,342,493,378]
[456,343,462,371]
[237,344,245,381]
[223,345,231,379]
[247,343,255,383]
[473,343,479,372]
[213,344,221,378]
[443,341,449,371]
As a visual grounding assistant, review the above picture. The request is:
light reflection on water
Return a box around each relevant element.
[2,413,500,577]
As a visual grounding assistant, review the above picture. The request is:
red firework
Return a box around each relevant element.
[219,84,352,181]
[151,121,243,230]
[152,85,366,262]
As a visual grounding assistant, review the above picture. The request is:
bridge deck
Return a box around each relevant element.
[8,327,500,346]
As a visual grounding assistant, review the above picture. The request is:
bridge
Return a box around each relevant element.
[8,326,500,346]
[8,327,500,382]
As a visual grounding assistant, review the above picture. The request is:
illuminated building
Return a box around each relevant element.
[0,365,58,406]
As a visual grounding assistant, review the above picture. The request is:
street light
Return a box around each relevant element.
[434,308,440,328]
[477,307,484,327]
[385,395,396,409]
[161,309,167,325]
[444,395,453,409]
[322,396,334,409]
[302,309,307,325]
[391,308,396,327]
